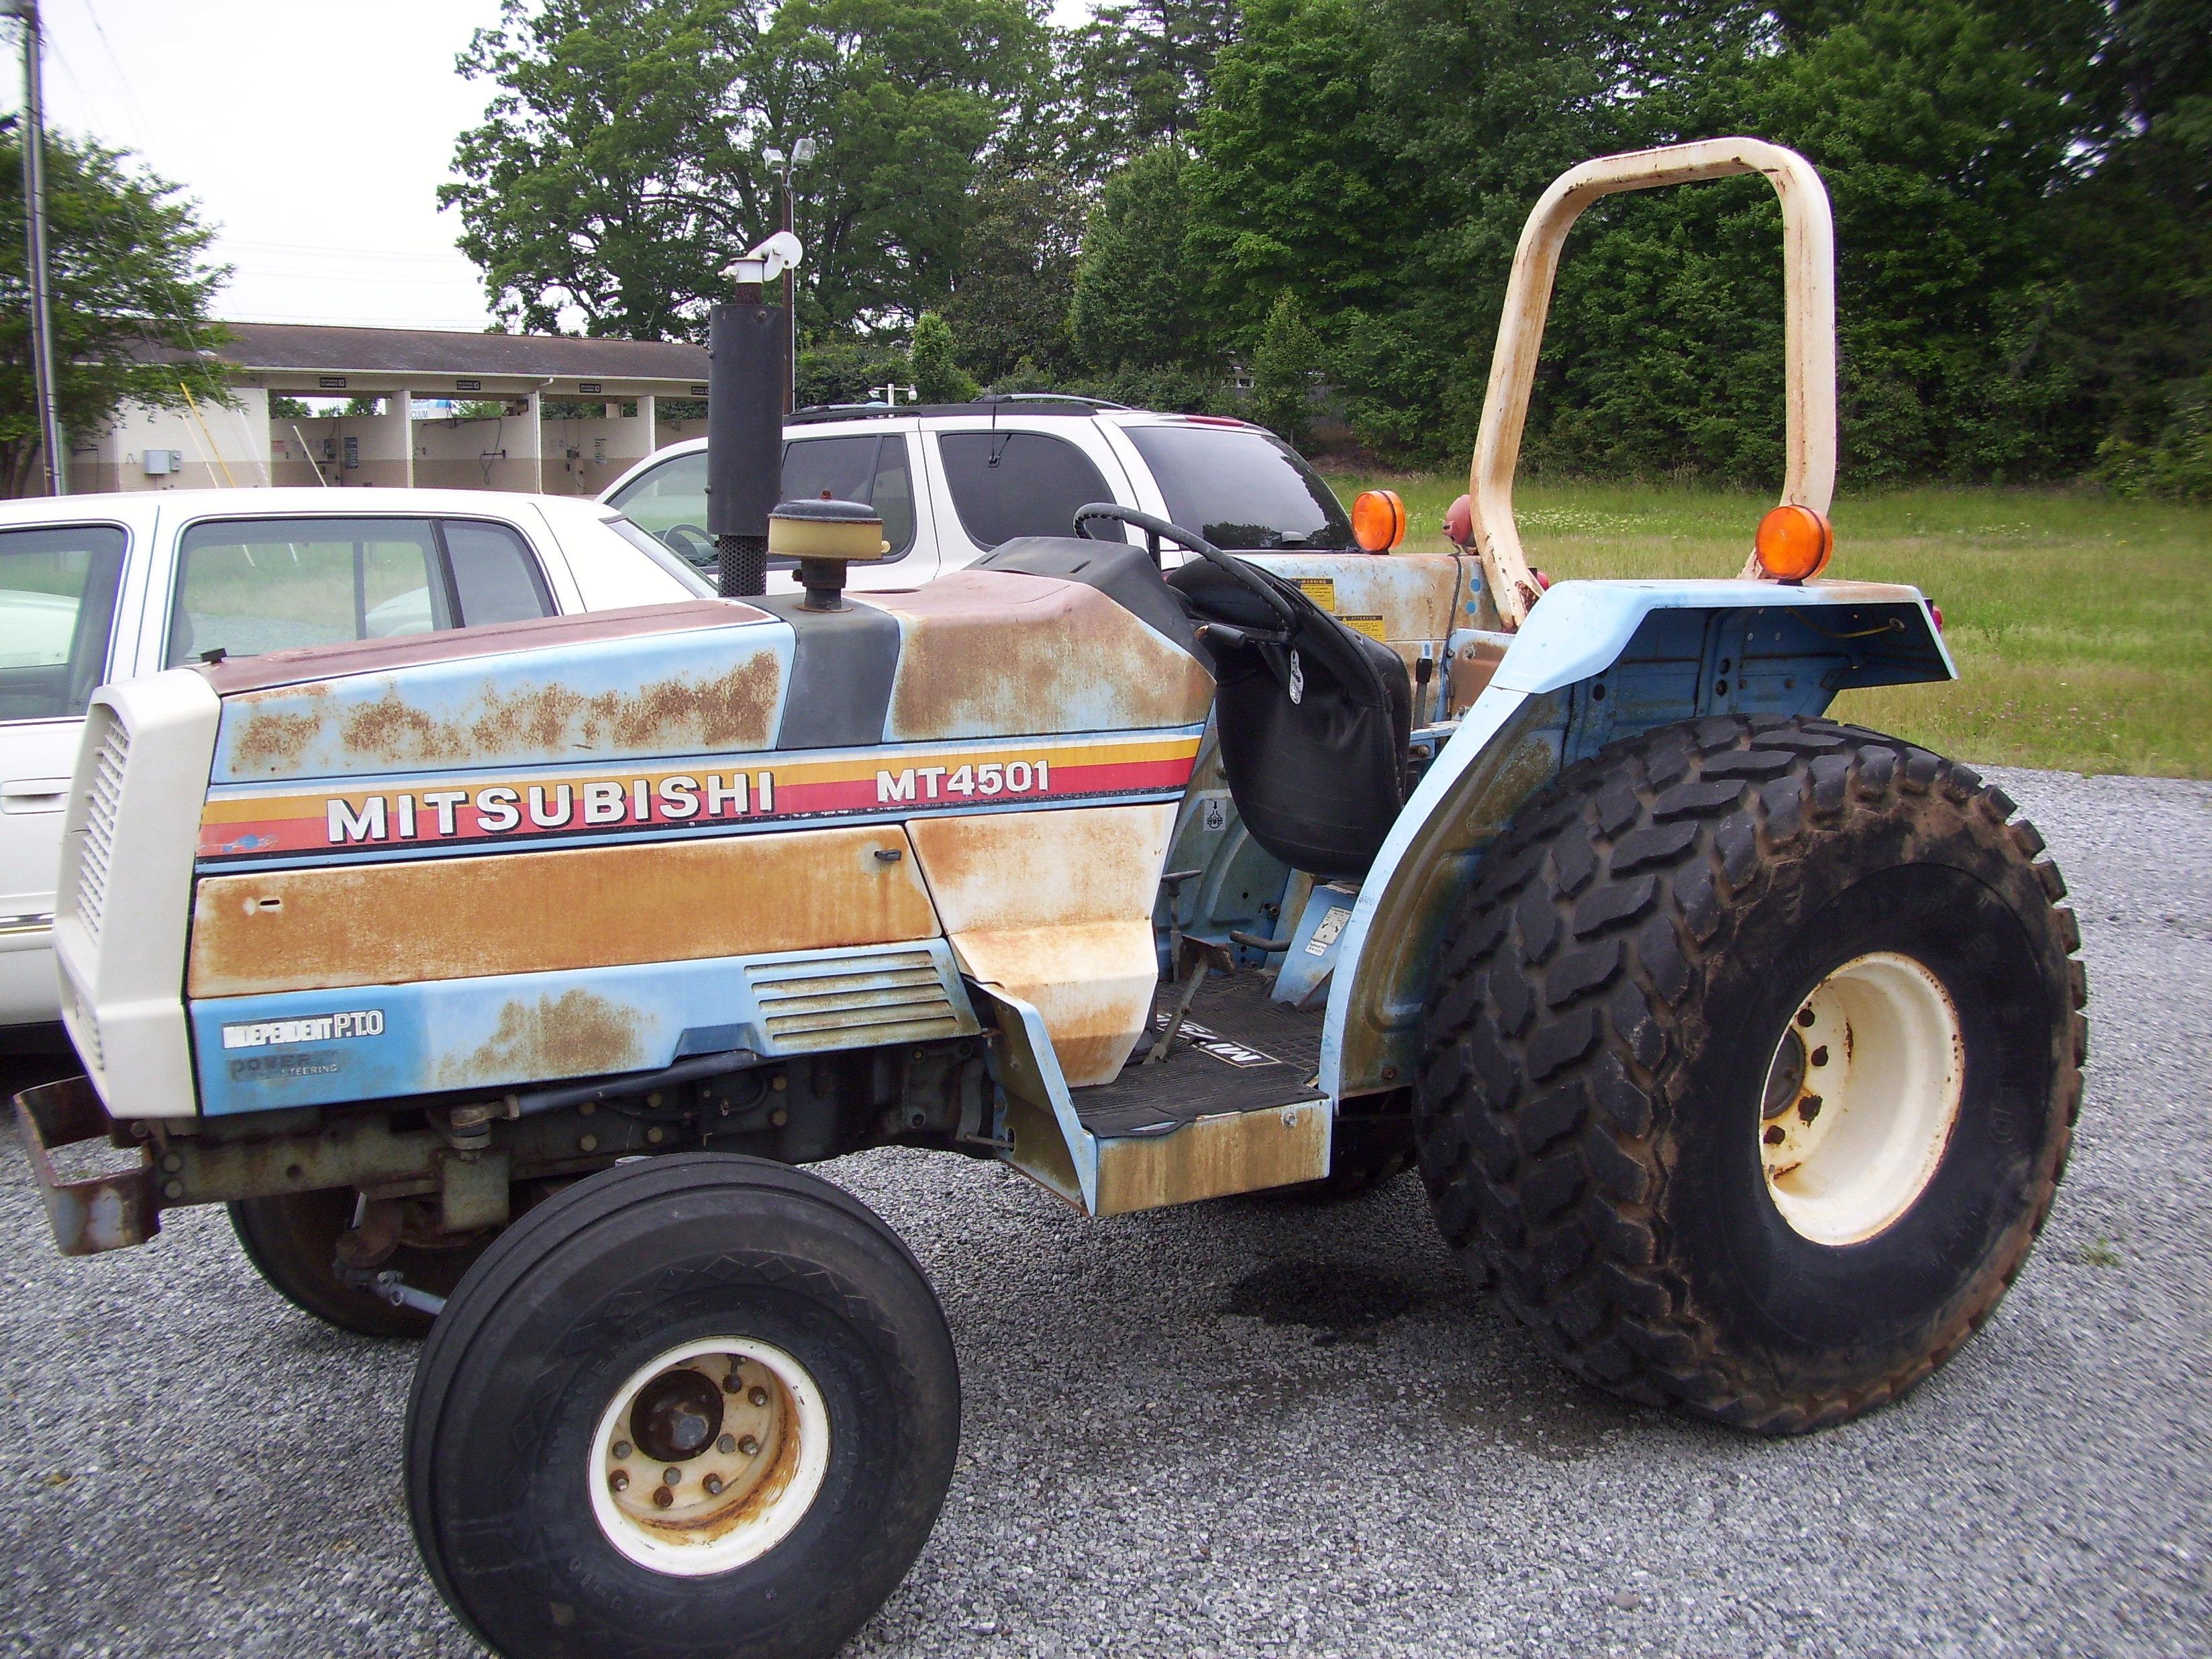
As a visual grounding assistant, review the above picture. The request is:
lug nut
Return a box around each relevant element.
[739,1436,761,1457]
[718,1434,737,1454]
[609,1469,629,1493]
[652,1487,674,1509]
[704,1474,725,1495]
[663,1468,683,1487]
[612,1440,632,1458]
[748,1386,769,1408]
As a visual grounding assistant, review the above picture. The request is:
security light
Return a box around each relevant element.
[793,138,817,165]
[762,146,785,168]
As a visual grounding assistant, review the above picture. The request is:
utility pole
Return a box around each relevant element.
[760,138,814,413]
[3,0,65,495]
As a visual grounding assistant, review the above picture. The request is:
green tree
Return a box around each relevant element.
[907,311,978,401]
[944,163,1085,383]
[445,0,1046,341]
[1067,143,1212,370]
[0,130,231,497]
[1248,290,1319,446]
[1056,0,1238,177]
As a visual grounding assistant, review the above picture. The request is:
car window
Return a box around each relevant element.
[783,435,917,560]
[609,437,919,570]
[936,430,1113,550]
[606,449,711,565]
[1122,424,1352,550]
[0,523,128,722]
[167,517,456,666]
[444,519,554,627]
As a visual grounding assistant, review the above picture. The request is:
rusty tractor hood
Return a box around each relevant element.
[192,565,1217,867]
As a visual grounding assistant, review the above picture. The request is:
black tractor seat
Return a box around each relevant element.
[1166,556,1411,878]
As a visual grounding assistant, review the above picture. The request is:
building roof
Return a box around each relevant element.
[192,321,709,382]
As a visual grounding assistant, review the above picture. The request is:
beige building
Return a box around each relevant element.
[73,323,709,497]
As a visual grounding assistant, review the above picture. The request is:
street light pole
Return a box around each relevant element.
[760,138,815,414]
[3,0,65,495]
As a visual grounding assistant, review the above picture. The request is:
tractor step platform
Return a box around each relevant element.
[1073,972,1325,1138]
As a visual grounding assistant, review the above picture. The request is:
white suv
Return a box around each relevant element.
[602,397,1359,587]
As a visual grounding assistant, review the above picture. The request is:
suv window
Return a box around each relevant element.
[782,435,917,561]
[1123,424,1352,551]
[607,436,919,568]
[0,524,128,722]
[937,430,1113,549]
[166,517,552,667]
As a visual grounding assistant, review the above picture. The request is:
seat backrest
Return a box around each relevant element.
[1168,558,1410,878]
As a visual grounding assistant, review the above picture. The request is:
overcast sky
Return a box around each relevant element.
[7,0,1095,336]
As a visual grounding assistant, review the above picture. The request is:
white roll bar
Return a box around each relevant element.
[1466,138,1837,627]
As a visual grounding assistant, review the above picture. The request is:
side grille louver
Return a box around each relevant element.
[746,949,966,1052]
[77,713,129,944]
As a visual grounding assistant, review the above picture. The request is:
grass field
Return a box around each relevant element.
[1326,472,2212,779]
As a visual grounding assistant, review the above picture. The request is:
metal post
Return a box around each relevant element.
[6,0,66,495]
[780,170,795,415]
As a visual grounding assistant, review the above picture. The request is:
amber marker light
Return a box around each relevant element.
[1754,503,1834,582]
[1352,489,1407,552]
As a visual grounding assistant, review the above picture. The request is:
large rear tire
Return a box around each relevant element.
[1414,715,2085,1433]
[405,1153,959,1659]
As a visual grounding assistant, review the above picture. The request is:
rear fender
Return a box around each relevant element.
[1319,577,1951,1097]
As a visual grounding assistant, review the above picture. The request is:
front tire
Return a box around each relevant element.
[1415,716,2086,1433]
[405,1153,959,1659]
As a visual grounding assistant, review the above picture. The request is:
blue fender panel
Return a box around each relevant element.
[1320,576,1953,1099]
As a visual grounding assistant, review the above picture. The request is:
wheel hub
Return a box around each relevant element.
[589,1338,830,1575]
[630,1368,724,1464]
[1758,951,1964,1246]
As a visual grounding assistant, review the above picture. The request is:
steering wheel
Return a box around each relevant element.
[661,523,715,566]
[1072,503,1301,632]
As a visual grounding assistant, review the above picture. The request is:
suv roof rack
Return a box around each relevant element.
[788,394,1134,425]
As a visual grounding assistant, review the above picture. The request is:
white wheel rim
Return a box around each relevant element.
[587,1337,830,1576]
[1758,951,1964,1246]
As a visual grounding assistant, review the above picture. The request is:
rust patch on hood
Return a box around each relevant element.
[189,826,938,997]
[438,989,645,1088]
[866,571,1211,742]
[228,703,328,772]
[222,647,785,776]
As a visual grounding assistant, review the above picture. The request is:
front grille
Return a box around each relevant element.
[77,711,129,944]
[746,948,966,1052]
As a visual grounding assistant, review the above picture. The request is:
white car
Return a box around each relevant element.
[602,397,1360,587]
[0,487,711,1044]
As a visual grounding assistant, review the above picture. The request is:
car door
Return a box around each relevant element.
[921,419,1140,571]
[0,517,135,1026]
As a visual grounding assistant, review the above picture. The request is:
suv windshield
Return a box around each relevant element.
[1123,424,1352,551]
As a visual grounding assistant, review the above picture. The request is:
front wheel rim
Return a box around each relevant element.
[588,1337,830,1576]
[1758,951,1965,1246]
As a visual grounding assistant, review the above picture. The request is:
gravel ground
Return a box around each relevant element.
[2,764,2206,1659]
